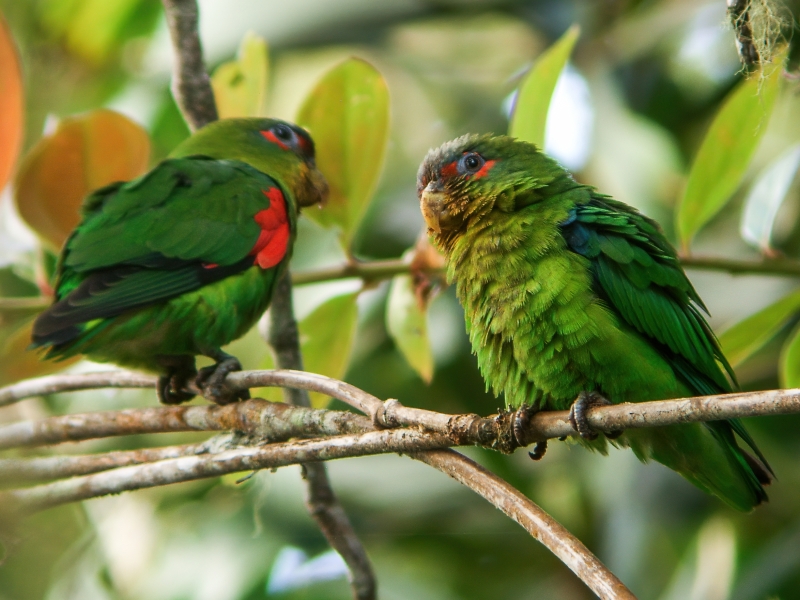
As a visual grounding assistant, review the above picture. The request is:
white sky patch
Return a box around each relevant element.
[267,546,348,593]
[0,187,38,268]
[544,64,594,171]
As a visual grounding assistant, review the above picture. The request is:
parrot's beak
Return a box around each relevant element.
[299,164,330,208]
[420,181,448,234]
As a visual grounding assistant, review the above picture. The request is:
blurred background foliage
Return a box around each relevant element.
[2,0,800,598]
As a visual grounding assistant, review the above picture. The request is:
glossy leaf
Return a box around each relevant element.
[740,143,800,253]
[211,32,269,119]
[0,13,23,192]
[296,57,390,247]
[386,274,434,383]
[509,24,580,147]
[780,322,800,388]
[301,292,359,408]
[676,55,784,248]
[719,289,800,368]
[14,109,150,249]
[39,0,161,65]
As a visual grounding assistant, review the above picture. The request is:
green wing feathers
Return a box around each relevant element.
[563,194,772,510]
[33,157,287,355]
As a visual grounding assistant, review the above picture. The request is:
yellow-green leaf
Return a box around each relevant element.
[301,292,359,407]
[509,24,580,147]
[386,274,434,383]
[39,0,157,65]
[14,109,150,249]
[676,53,785,248]
[740,143,800,253]
[780,322,800,388]
[296,57,389,247]
[719,289,800,368]
[0,13,23,192]
[211,32,269,119]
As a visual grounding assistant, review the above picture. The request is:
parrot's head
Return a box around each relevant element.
[417,133,552,250]
[171,118,328,209]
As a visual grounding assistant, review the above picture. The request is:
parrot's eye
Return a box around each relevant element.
[460,152,485,174]
[272,124,295,142]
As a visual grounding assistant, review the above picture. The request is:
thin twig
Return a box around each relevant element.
[161,0,218,130]
[413,450,636,600]
[290,254,800,287]
[2,253,795,325]
[0,371,155,407]
[268,273,377,600]
[0,442,210,482]
[0,297,50,311]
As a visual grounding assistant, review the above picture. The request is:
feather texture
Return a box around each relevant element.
[418,133,772,511]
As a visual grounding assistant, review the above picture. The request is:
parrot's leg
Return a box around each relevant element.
[155,355,197,405]
[196,349,251,405]
[568,391,623,441]
[512,404,547,461]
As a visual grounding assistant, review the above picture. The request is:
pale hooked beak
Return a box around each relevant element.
[420,181,448,234]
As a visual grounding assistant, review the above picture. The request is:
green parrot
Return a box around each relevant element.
[417,133,772,511]
[32,118,327,405]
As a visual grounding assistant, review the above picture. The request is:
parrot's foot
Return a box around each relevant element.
[568,391,615,441]
[512,404,547,461]
[156,356,197,405]
[196,351,250,405]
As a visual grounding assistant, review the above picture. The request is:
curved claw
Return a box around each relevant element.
[196,352,249,405]
[513,404,548,461]
[568,391,612,441]
[157,366,197,405]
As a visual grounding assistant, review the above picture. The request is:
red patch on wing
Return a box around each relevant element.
[470,159,497,180]
[260,130,289,151]
[202,263,218,269]
[250,187,290,269]
[440,161,458,178]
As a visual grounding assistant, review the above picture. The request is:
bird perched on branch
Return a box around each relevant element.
[417,133,772,511]
[32,118,327,405]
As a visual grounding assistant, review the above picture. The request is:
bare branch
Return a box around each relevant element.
[0,398,371,450]
[0,371,154,408]
[161,0,218,130]
[268,273,377,600]
[1,428,452,512]
[0,441,210,482]
[3,371,799,449]
[413,450,635,600]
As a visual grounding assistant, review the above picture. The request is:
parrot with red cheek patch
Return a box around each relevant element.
[32,118,328,405]
[418,133,772,511]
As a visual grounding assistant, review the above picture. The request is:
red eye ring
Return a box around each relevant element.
[261,129,289,151]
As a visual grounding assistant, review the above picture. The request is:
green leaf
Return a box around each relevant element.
[39,0,160,65]
[508,24,580,147]
[296,57,390,247]
[740,143,800,253]
[780,322,800,388]
[676,54,784,248]
[211,32,269,119]
[387,274,434,383]
[301,292,359,407]
[719,289,800,368]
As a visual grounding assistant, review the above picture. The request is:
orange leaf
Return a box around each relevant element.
[0,319,79,386]
[14,109,150,249]
[0,14,24,191]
